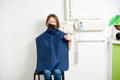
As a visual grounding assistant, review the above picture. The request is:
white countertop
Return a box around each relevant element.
[112,39,120,44]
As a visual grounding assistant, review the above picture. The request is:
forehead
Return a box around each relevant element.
[49,17,56,21]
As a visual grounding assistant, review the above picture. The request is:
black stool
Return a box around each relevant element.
[34,71,65,80]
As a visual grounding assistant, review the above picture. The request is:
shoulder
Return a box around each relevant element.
[57,29,67,35]
[56,29,67,39]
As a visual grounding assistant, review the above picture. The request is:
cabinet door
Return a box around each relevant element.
[112,44,120,80]
[66,42,108,80]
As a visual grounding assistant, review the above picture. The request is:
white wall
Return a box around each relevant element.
[0,0,64,80]
[0,0,120,80]
[71,0,120,20]
[0,1,8,80]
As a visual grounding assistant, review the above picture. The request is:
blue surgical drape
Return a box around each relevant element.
[35,29,69,73]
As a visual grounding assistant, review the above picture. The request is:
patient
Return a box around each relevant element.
[35,14,72,80]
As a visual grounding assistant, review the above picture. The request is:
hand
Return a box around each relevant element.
[64,33,72,42]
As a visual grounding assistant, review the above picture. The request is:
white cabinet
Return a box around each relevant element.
[65,41,108,80]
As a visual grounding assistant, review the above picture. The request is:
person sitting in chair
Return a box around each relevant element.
[35,14,72,80]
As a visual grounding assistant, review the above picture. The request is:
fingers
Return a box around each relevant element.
[64,32,72,42]
[64,35,67,39]
[64,34,70,40]
[64,32,68,38]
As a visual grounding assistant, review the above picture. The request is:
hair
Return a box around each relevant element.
[45,14,60,28]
